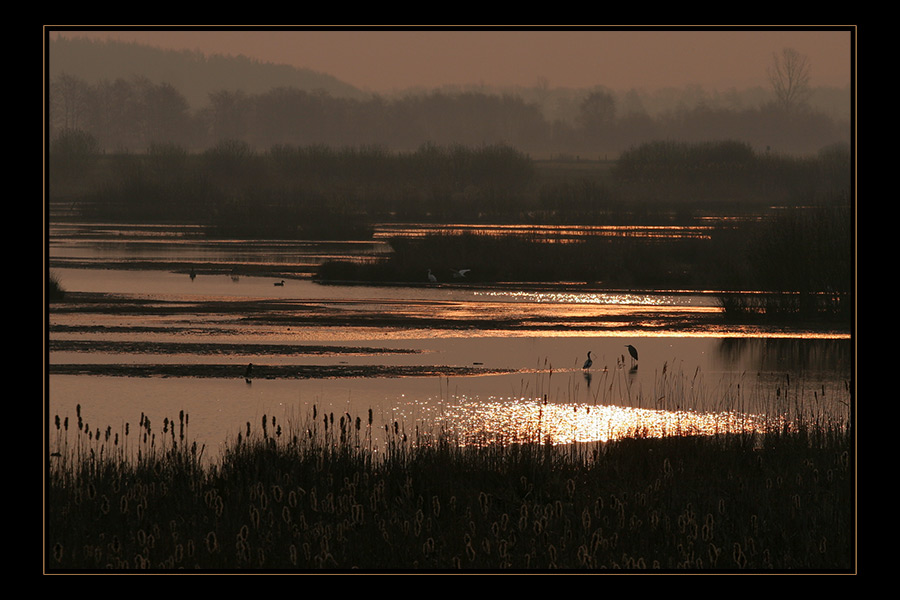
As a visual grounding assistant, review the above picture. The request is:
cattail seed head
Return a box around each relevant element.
[205,531,218,553]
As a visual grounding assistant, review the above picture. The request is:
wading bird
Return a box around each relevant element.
[582,351,593,370]
[625,344,638,366]
[427,269,437,283]
[244,363,253,383]
[451,268,471,279]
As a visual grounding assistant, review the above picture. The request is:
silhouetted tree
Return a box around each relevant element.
[205,90,251,141]
[143,82,192,145]
[50,73,93,134]
[768,48,812,113]
[50,128,99,183]
[578,89,617,134]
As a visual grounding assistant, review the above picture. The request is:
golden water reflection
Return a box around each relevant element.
[437,398,790,447]
[376,223,717,241]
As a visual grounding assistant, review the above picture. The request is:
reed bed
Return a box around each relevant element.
[46,395,853,572]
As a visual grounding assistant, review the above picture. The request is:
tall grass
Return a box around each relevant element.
[47,400,853,572]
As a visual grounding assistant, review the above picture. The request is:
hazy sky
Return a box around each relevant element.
[49,27,854,93]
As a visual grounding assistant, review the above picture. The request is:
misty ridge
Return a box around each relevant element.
[48,37,850,157]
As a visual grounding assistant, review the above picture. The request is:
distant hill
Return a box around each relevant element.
[48,36,369,108]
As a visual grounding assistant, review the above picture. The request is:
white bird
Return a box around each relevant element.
[427,269,437,283]
[451,268,471,279]
[582,351,593,370]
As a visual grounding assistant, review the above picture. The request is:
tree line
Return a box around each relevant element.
[51,137,850,235]
[48,72,849,158]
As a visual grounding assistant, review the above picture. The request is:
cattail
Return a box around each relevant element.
[205,531,218,553]
[479,491,490,515]
[465,542,476,562]
[423,537,435,556]
[732,542,746,568]
[53,542,64,563]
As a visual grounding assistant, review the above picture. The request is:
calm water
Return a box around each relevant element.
[47,223,852,457]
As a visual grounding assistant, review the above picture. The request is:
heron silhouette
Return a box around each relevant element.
[244,362,253,383]
[625,344,638,367]
[427,269,437,283]
[582,351,593,370]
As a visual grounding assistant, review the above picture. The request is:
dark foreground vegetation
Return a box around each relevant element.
[47,407,853,572]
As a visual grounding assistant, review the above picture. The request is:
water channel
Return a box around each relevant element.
[46,222,853,458]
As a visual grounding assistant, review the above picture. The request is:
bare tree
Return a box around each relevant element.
[768,48,812,112]
[578,89,617,134]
